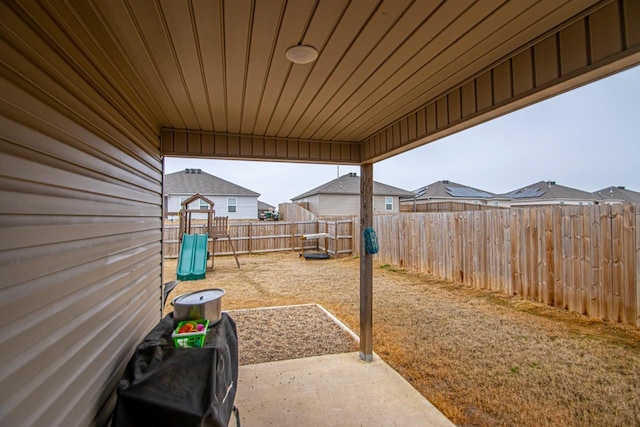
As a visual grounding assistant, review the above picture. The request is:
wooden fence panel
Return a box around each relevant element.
[572,207,581,313]
[636,205,640,327]
[622,203,636,324]
[542,206,553,305]
[589,204,602,319]
[162,219,353,258]
[278,203,317,222]
[370,205,638,327]
[466,212,474,286]
[581,207,591,315]
[511,209,522,298]
[454,213,463,283]
[502,208,512,295]
[334,220,354,255]
[400,200,505,212]
[601,204,614,320]
[611,204,624,321]
[551,207,561,308]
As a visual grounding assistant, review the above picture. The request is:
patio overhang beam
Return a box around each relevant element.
[161,128,361,165]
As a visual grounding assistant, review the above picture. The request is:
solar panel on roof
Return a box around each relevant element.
[415,187,428,197]
[446,187,492,198]
[507,187,546,199]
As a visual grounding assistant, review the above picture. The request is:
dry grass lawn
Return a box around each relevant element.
[163,252,640,427]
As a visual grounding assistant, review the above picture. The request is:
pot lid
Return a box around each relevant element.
[174,289,225,304]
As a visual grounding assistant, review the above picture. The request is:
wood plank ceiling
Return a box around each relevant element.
[14,0,640,164]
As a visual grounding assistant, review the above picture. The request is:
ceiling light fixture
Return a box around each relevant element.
[285,45,318,64]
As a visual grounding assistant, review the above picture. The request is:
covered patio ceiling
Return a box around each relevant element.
[10,0,638,165]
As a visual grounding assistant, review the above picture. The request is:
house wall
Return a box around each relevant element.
[167,195,258,219]
[295,194,402,217]
[490,200,513,208]
[294,194,321,216]
[373,195,402,214]
[318,194,360,216]
[1,4,162,427]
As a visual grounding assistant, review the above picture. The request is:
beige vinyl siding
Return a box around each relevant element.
[318,194,360,217]
[298,194,321,217]
[299,194,402,216]
[373,195,400,214]
[0,6,162,427]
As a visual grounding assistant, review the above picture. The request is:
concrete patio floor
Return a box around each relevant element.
[229,352,454,427]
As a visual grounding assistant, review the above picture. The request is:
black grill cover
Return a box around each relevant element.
[112,313,238,427]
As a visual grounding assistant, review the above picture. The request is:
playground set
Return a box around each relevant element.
[176,194,239,281]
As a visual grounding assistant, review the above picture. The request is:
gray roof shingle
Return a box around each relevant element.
[502,180,594,201]
[164,168,260,197]
[407,180,496,200]
[291,173,413,200]
[258,200,275,211]
[592,186,640,203]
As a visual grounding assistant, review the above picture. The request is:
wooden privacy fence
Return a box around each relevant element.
[371,204,639,327]
[400,200,506,212]
[278,202,316,221]
[164,219,354,258]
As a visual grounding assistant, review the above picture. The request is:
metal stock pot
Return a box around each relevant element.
[172,288,225,323]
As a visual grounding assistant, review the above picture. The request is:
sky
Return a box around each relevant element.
[165,65,640,207]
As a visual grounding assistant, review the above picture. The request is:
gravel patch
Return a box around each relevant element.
[228,304,359,365]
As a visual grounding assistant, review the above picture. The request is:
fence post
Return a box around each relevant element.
[290,221,294,251]
[622,203,636,325]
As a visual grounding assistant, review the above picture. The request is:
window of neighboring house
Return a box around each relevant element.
[385,196,393,211]
[180,196,189,209]
[493,201,499,206]
[200,199,209,210]
[228,197,237,213]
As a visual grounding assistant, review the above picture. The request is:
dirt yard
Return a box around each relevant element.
[164,252,640,427]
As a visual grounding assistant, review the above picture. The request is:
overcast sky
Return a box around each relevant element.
[165,65,640,207]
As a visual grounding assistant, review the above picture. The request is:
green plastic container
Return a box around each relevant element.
[171,319,209,348]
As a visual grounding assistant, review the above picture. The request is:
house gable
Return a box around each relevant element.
[165,169,260,219]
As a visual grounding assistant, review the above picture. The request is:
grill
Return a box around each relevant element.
[112,313,239,427]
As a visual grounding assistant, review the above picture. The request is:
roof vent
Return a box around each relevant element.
[442,180,449,184]
[349,172,357,177]
[617,186,625,189]
[548,180,556,186]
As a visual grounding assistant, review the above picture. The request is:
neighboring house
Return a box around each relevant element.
[592,185,640,204]
[400,180,509,209]
[258,200,276,219]
[291,172,413,217]
[502,180,596,206]
[164,168,260,219]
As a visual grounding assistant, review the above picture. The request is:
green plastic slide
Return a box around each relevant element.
[177,233,208,281]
